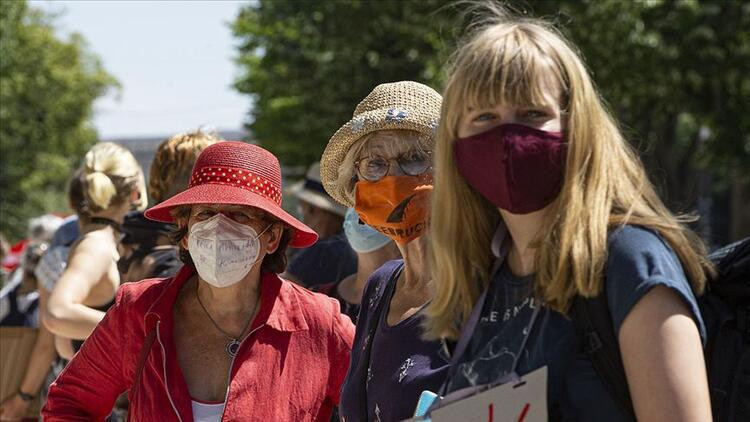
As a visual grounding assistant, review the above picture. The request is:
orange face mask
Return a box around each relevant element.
[354,174,433,245]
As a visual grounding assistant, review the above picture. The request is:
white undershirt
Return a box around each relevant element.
[191,400,225,422]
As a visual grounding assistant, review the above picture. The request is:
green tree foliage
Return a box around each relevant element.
[232,0,453,166]
[233,0,749,234]
[0,0,117,240]
[526,0,750,213]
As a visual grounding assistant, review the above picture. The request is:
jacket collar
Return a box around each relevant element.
[144,265,308,332]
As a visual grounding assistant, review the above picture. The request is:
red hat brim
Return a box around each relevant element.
[144,183,318,248]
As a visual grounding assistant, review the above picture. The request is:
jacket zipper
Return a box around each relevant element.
[219,323,266,421]
[156,320,183,422]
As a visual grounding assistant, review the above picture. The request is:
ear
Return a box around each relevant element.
[131,188,141,203]
[264,224,284,255]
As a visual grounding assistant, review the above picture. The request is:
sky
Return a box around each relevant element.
[29,0,249,141]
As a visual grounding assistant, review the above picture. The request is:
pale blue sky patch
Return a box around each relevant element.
[30,0,250,140]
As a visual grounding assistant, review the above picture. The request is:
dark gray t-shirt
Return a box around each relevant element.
[445,225,706,421]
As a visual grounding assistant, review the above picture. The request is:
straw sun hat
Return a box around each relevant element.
[320,81,442,207]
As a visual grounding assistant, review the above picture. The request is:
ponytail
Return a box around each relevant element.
[74,142,145,216]
[84,170,116,210]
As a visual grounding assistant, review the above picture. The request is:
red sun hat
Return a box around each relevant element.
[145,141,318,248]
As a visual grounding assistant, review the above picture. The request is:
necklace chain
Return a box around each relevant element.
[195,283,258,344]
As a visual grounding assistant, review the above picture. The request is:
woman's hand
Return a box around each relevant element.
[0,394,30,421]
[619,285,712,422]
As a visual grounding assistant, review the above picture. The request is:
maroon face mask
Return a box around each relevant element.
[454,123,567,214]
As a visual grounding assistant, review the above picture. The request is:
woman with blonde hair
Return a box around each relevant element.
[424,7,713,422]
[321,81,450,422]
[44,142,147,356]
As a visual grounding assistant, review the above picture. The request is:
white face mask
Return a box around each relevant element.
[187,213,270,288]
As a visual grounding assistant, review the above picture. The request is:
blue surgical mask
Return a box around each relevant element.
[343,208,392,253]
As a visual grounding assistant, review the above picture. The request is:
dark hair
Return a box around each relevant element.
[67,169,86,215]
[170,206,292,274]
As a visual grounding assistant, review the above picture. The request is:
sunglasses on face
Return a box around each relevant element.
[355,150,432,182]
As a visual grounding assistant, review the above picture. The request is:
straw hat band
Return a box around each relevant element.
[190,165,281,205]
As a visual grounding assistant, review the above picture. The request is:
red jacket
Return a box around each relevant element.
[42,266,354,421]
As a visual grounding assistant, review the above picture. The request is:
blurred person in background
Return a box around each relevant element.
[314,208,400,324]
[320,81,450,422]
[0,234,8,287]
[0,215,62,420]
[283,162,358,288]
[117,129,219,283]
[0,214,63,326]
[44,142,147,356]
[116,212,179,283]
[43,141,354,421]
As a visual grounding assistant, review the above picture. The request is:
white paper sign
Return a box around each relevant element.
[428,366,547,422]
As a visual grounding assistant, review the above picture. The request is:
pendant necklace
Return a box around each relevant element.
[195,284,259,358]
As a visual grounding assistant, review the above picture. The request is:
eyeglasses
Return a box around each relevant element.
[355,150,432,182]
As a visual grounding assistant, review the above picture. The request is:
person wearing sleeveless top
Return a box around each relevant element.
[44,142,148,357]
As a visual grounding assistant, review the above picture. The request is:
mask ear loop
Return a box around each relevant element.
[255,223,272,239]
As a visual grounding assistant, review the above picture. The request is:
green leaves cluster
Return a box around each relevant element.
[232,0,454,166]
[0,0,117,240]
[528,0,750,210]
[233,0,749,219]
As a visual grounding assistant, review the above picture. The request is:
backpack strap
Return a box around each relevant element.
[572,294,636,420]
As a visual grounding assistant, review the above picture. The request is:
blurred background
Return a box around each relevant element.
[1,0,749,246]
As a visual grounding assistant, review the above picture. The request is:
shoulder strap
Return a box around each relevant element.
[438,288,489,395]
[572,294,636,420]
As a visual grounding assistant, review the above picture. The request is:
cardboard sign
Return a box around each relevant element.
[0,327,42,418]
[427,366,547,422]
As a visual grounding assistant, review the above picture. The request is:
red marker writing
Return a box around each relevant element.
[517,403,531,422]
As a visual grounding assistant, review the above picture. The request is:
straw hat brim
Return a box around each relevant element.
[320,107,438,208]
[144,183,318,248]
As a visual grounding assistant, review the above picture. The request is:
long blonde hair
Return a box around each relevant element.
[423,8,713,340]
[75,142,147,216]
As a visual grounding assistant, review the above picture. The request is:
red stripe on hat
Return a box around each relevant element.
[190,166,282,205]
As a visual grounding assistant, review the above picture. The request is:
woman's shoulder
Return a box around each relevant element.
[116,276,176,308]
[607,225,676,260]
[278,276,355,342]
[363,259,404,296]
[604,224,705,340]
[280,276,346,319]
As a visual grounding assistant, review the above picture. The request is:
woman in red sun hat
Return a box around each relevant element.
[43,141,355,421]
